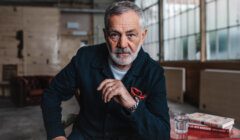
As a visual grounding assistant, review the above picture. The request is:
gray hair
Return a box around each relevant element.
[104,1,145,30]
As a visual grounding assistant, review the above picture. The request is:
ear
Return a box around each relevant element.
[103,28,108,41]
[141,29,148,43]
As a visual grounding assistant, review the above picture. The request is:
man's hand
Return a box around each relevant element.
[97,79,136,109]
[52,136,67,140]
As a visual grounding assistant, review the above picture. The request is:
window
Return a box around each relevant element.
[163,0,200,61]
[135,0,240,61]
[206,0,240,60]
[136,0,159,60]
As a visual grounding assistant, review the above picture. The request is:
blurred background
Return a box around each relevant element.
[0,0,239,139]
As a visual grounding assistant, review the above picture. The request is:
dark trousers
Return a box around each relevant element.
[68,128,85,140]
[68,128,137,140]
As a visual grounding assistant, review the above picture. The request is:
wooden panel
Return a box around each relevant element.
[0,6,22,31]
[0,15,22,24]
[0,36,18,42]
[0,40,19,49]
[164,67,186,103]
[22,7,60,76]
[0,29,19,36]
[0,65,2,81]
[58,36,82,68]
[17,64,24,76]
[160,61,240,106]
[2,48,18,57]
[22,7,59,33]
[0,6,22,82]
[0,6,60,79]
[200,69,240,122]
[60,13,91,36]
[161,61,201,106]
[23,20,59,33]
[0,6,22,17]
[22,7,59,16]
[24,32,59,65]
[24,64,60,76]
[0,57,20,64]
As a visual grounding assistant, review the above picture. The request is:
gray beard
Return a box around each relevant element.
[107,44,142,66]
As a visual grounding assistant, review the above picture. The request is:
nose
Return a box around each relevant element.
[117,35,128,48]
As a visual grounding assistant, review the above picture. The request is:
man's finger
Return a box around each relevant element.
[102,82,116,94]
[106,88,119,102]
[102,84,116,102]
[97,79,114,91]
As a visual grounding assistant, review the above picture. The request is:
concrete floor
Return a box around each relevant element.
[0,97,79,140]
[0,100,46,140]
[0,98,239,140]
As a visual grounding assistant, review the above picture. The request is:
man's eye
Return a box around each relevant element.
[127,34,137,39]
[109,33,120,40]
[110,33,118,37]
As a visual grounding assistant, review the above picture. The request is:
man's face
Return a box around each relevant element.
[104,11,147,66]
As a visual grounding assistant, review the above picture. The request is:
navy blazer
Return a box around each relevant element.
[41,43,170,140]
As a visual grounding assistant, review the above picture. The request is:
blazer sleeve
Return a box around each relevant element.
[121,68,170,140]
[41,54,79,140]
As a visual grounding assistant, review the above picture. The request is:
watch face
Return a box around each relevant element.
[129,97,140,112]
[135,97,140,102]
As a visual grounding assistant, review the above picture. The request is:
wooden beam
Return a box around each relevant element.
[200,0,206,62]
[159,0,164,62]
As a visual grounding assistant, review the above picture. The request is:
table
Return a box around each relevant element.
[170,119,240,139]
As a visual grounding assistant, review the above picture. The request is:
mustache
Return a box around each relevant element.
[114,48,131,54]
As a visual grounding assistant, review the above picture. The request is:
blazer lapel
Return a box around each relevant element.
[91,43,114,79]
[121,48,147,91]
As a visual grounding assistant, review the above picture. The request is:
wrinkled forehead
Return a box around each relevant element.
[107,11,141,31]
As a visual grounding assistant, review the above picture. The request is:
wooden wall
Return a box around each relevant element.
[0,6,60,97]
[160,61,240,107]
[59,12,92,67]
[0,6,60,79]
[0,6,95,97]
[23,7,60,76]
[200,69,240,122]
[0,6,22,82]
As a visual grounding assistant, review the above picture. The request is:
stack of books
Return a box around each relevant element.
[187,112,235,133]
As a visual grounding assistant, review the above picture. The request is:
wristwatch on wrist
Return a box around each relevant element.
[128,97,140,112]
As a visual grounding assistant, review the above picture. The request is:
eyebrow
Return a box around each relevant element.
[126,29,137,33]
[108,29,137,33]
[108,29,119,33]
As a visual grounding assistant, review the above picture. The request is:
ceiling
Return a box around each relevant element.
[0,0,94,6]
[0,0,135,11]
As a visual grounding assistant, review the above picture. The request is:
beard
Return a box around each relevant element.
[108,44,142,66]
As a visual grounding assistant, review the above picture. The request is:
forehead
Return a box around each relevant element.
[108,11,141,31]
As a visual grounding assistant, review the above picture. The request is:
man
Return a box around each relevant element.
[41,1,170,140]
